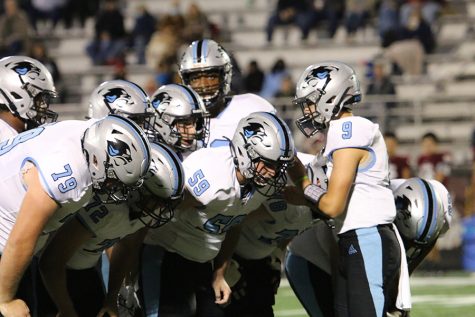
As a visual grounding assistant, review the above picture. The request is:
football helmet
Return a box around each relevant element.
[179,39,232,109]
[393,177,452,251]
[146,83,210,151]
[231,111,295,196]
[130,142,185,228]
[82,115,151,203]
[88,80,154,127]
[294,61,361,137]
[0,56,57,127]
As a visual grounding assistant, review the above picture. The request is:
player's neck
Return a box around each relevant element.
[0,111,25,133]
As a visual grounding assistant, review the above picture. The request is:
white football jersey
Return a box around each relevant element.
[67,196,149,270]
[0,119,18,141]
[0,120,96,252]
[207,93,276,147]
[323,116,396,233]
[234,152,321,260]
[236,196,316,260]
[145,146,266,263]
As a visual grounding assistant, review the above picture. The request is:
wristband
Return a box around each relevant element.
[304,184,326,205]
[304,184,332,222]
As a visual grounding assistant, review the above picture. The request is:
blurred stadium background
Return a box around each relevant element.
[4,0,475,315]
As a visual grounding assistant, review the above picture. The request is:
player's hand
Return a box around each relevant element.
[281,185,306,206]
[0,299,30,317]
[96,306,118,317]
[212,273,231,305]
[96,298,118,317]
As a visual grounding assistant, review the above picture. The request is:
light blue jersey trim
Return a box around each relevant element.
[327,146,376,172]
[202,39,208,62]
[356,226,384,317]
[209,139,230,148]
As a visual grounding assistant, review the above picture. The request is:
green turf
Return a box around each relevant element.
[274,273,475,317]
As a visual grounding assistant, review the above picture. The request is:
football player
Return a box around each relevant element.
[143,112,295,317]
[39,142,184,317]
[178,39,276,146]
[0,55,58,140]
[285,177,452,317]
[0,115,151,316]
[288,61,401,317]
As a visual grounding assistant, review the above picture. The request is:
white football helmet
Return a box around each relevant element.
[294,61,361,137]
[82,115,151,203]
[146,83,210,151]
[0,56,57,127]
[232,111,295,196]
[130,142,185,228]
[179,39,232,109]
[88,80,154,127]
[393,177,452,252]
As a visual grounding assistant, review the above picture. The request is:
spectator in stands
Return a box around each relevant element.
[0,0,31,57]
[344,0,374,39]
[275,74,294,98]
[464,128,475,218]
[400,0,436,53]
[384,132,412,179]
[265,0,315,45]
[62,0,98,31]
[182,2,210,43]
[28,0,66,32]
[417,132,451,186]
[244,60,265,93]
[383,37,425,75]
[29,40,61,84]
[366,59,396,117]
[86,0,127,66]
[131,5,157,65]
[146,15,182,70]
[154,56,177,87]
[366,59,396,96]
[323,0,345,39]
[400,0,441,29]
[260,58,288,98]
[378,0,400,46]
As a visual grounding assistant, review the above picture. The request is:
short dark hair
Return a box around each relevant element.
[422,132,439,143]
[384,131,397,139]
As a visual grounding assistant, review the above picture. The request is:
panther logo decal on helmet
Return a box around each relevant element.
[11,61,42,78]
[395,194,412,226]
[243,122,266,139]
[304,66,338,91]
[103,88,133,107]
[151,92,172,110]
[107,137,133,165]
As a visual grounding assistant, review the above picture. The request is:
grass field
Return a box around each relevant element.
[274,272,475,317]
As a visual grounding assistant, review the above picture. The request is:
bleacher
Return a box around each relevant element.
[45,0,475,166]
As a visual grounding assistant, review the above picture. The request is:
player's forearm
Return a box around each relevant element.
[288,157,311,189]
[0,238,36,302]
[214,226,241,275]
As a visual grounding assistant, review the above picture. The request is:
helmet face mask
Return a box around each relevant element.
[0,56,58,127]
[250,158,289,196]
[146,84,210,151]
[179,39,232,110]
